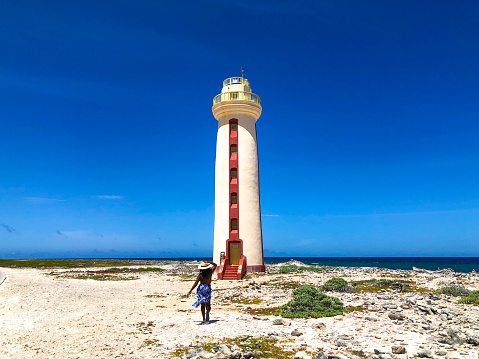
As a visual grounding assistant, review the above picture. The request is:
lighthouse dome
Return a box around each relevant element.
[221,77,251,93]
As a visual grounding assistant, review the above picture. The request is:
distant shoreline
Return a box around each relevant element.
[1,256,478,273]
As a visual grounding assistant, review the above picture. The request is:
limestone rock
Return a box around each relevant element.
[446,328,464,344]
[273,318,290,326]
[294,351,312,359]
[391,346,406,354]
[216,344,231,355]
[312,322,327,330]
[186,348,211,358]
[291,328,303,336]
[465,333,479,346]
[388,312,406,321]
[417,349,433,358]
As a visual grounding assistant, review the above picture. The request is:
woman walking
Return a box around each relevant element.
[186,260,217,323]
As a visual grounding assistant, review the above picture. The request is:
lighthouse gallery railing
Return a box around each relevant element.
[213,91,261,105]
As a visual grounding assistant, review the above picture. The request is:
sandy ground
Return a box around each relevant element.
[0,263,478,359]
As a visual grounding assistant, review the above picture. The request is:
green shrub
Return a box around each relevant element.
[279,265,329,274]
[321,277,351,292]
[280,285,345,318]
[434,284,470,297]
[374,279,394,286]
[458,290,479,305]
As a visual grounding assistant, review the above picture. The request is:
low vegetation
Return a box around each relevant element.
[49,266,165,281]
[458,290,479,305]
[434,284,470,297]
[231,297,263,305]
[320,277,352,292]
[60,274,138,281]
[263,279,303,291]
[244,306,281,316]
[0,259,145,268]
[144,294,166,298]
[352,278,430,293]
[173,336,297,359]
[279,264,330,274]
[280,285,345,318]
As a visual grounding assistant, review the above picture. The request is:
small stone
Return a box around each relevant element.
[217,344,231,355]
[294,351,308,359]
[186,348,210,358]
[291,329,303,336]
[465,334,479,346]
[242,352,256,359]
[388,312,406,321]
[312,322,327,330]
[273,318,290,326]
[435,350,447,356]
[417,349,433,358]
[315,351,327,359]
[365,316,378,322]
[446,328,464,344]
[391,346,406,354]
[378,354,392,359]
[374,349,386,354]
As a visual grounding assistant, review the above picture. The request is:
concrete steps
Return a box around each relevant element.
[222,265,239,280]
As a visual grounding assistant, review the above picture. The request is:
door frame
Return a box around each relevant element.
[226,238,243,265]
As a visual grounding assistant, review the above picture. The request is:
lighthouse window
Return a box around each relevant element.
[230,169,237,179]
[230,123,237,132]
[230,145,237,155]
[231,193,237,204]
[231,219,238,230]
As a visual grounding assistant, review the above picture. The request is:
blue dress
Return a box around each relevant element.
[192,283,211,307]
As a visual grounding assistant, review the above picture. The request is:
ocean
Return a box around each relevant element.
[152,257,479,273]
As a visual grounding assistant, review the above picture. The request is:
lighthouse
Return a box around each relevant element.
[212,76,265,280]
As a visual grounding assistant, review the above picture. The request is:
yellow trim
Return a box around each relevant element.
[213,91,261,105]
[223,77,250,87]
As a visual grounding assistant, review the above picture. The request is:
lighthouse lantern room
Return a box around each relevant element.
[212,76,265,280]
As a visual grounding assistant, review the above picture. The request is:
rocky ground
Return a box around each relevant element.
[0,260,478,359]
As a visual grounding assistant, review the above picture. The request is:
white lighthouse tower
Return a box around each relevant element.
[212,76,265,280]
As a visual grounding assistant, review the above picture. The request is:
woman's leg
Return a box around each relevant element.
[205,300,211,321]
[200,303,206,322]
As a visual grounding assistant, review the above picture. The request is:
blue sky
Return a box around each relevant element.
[1,0,478,258]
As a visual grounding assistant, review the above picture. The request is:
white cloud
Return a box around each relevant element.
[95,195,124,200]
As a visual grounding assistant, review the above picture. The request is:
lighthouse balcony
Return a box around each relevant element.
[223,77,250,87]
[213,91,261,105]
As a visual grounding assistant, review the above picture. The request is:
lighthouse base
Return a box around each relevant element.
[247,265,265,272]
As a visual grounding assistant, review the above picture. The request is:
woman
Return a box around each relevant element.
[186,260,217,323]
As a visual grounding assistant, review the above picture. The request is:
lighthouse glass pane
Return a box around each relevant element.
[230,145,237,155]
[230,123,237,132]
[231,219,238,230]
[231,193,237,204]
[231,169,237,179]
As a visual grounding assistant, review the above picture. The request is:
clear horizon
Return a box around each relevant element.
[1,1,478,258]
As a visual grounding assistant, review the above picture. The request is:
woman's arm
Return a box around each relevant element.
[208,261,217,279]
[186,275,200,297]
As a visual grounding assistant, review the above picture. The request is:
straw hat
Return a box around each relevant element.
[198,261,214,270]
